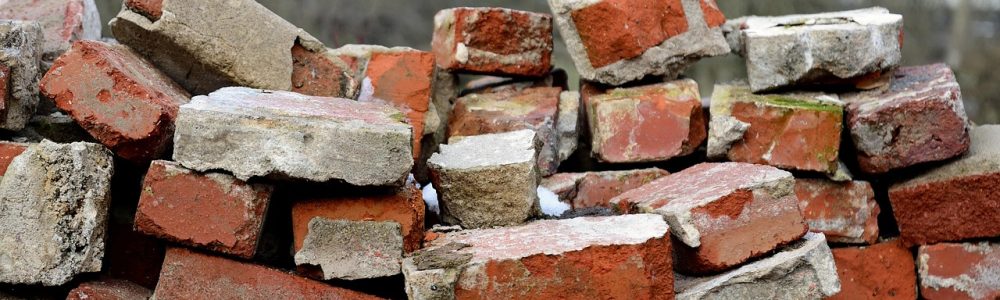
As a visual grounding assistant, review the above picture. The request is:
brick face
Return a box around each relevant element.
[433,7,553,76]
[571,0,687,68]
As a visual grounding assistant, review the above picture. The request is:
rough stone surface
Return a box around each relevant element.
[433,7,553,77]
[428,129,541,228]
[918,242,1000,300]
[676,232,840,300]
[294,219,404,280]
[795,178,880,244]
[67,278,153,300]
[556,90,580,162]
[110,0,326,94]
[612,162,807,274]
[828,240,916,300]
[889,125,1000,246]
[172,87,413,186]
[135,160,273,259]
[0,141,27,175]
[12,112,94,143]
[41,40,191,162]
[403,215,673,300]
[0,20,42,131]
[723,7,903,92]
[0,0,100,64]
[548,0,729,85]
[843,63,970,173]
[708,82,847,177]
[417,68,458,184]
[153,247,378,299]
[541,168,669,209]
[0,140,114,286]
[587,79,705,163]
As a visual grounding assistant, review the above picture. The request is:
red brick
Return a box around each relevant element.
[0,141,28,175]
[67,279,152,300]
[612,162,806,274]
[125,0,163,21]
[587,79,705,163]
[290,43,353,98]
[432,7,553,77]
[153,247,377,299]
[355,49,434,160]
[0,65,8,112]
[570,0,687,68]
[828,240,917,300]
[700,0,726,28]
[0,0,99,58]
[291,182,424,253]
[136,160,272,258]
[918,242,1000,300]
[541,168,669,209]
[795,178,880,244]
[40,40,190,162]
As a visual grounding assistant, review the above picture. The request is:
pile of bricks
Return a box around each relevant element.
[0,0,995,299]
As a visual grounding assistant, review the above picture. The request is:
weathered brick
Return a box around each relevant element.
[428,130,541,229]
[0,141,28,175]
[843,64,970,173]
[548,0,728,85]
[433,7,553,77]
[587,79,706,163]
[172,87,413,186]
[723,7,903,92]
[403,215,672,299]
[708,82,847,177]
[135,160,272,258]
[795,178,880,244]
[889,125,1000,246]
[40,40,191,162]
[828,240,916,300]
[67,278,152,300]
[0,20,43,131]
[541,168,669,209]
[153,247,377,299]
[918,242,1000,300]
[0,0,100,63]
[612,162,806,274]
[295,219,403,280]
[290,43,354,98]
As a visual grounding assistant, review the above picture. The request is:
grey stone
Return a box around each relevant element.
[10,112,94,143]
[676,232,840,300]
[172,87,413,186]
[294,218,403,280]
[0,20,42,131]
[724,7,903,92]
[427,129,541,228]
[556,91,580,162]
[0,140,114,286]
[415,68,458,184]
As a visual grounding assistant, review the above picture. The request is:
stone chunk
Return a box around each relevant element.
[843,63,970,173]
[918,242,1000,300]
[135,160,272,259]
[0,20,42,131]
[67,279,153,300]
[403,215,672,299]
[612,162,806,274]
[428,129,541,228]
[41,40,191,162]
[0,140,114,286]
[541,168,669,209]
[723,7,903,92]
[172,87,413,186]
[587,79,705,163]
[795,178,880,244]
[828,240,917,300]
[676,232,840,300]
[708,82,847,177]
[548,0,729,85]
[0,0,100,64]
[294,219,403,280]
[556,90,580,161]
[432,7,553,77]
[889,125,1000,246]
[110,0,326,94]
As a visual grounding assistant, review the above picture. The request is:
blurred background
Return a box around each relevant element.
[93,0,1000,124]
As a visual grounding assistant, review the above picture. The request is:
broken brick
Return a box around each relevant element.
[828,240,917,300]
[290,43,353,98]
[67,278,152,300]
[541,168,669,209]
[294,219,403,280]
[433,7,553,77]
[918,242,1000,300]
[795,178,880,244]
[0,0,101,63]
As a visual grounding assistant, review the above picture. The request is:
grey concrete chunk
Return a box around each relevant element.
[294,218,404,280]
[0,20,43,131]
[556,91,580,162]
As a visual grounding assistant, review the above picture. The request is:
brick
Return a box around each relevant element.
[0,20,42,131]
[0,0,100,63]
[450,87,562,175]
[67,279,152,300]
[295,219,403,280]
[290,43,354,98]
[541,168,669,209]
[0,141,113,286]
[918,242,1000,300]
[40,40,191,162]
[172,87,413,186]
[795,178,880,244]
[548,0,728,85]
[135,160,272,258]
[889,125,1000,246]
[708,82,847,177]
[432,7,553,77]
[676,232,840,299]
[403,215,672,299]
[0,141,28,175]
[587,79,706,163]
[428,130,541,229]
[110,0,327,94]
[843,64,970,173]
[828,240,917,300]
[153,247,377,299]
[612,162,806,274]
[723,7,903,92]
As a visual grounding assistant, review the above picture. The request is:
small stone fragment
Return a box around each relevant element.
[794,178,880,244]
[432,7,553,77]
[294,219,404,280]
[556,90,580,162]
